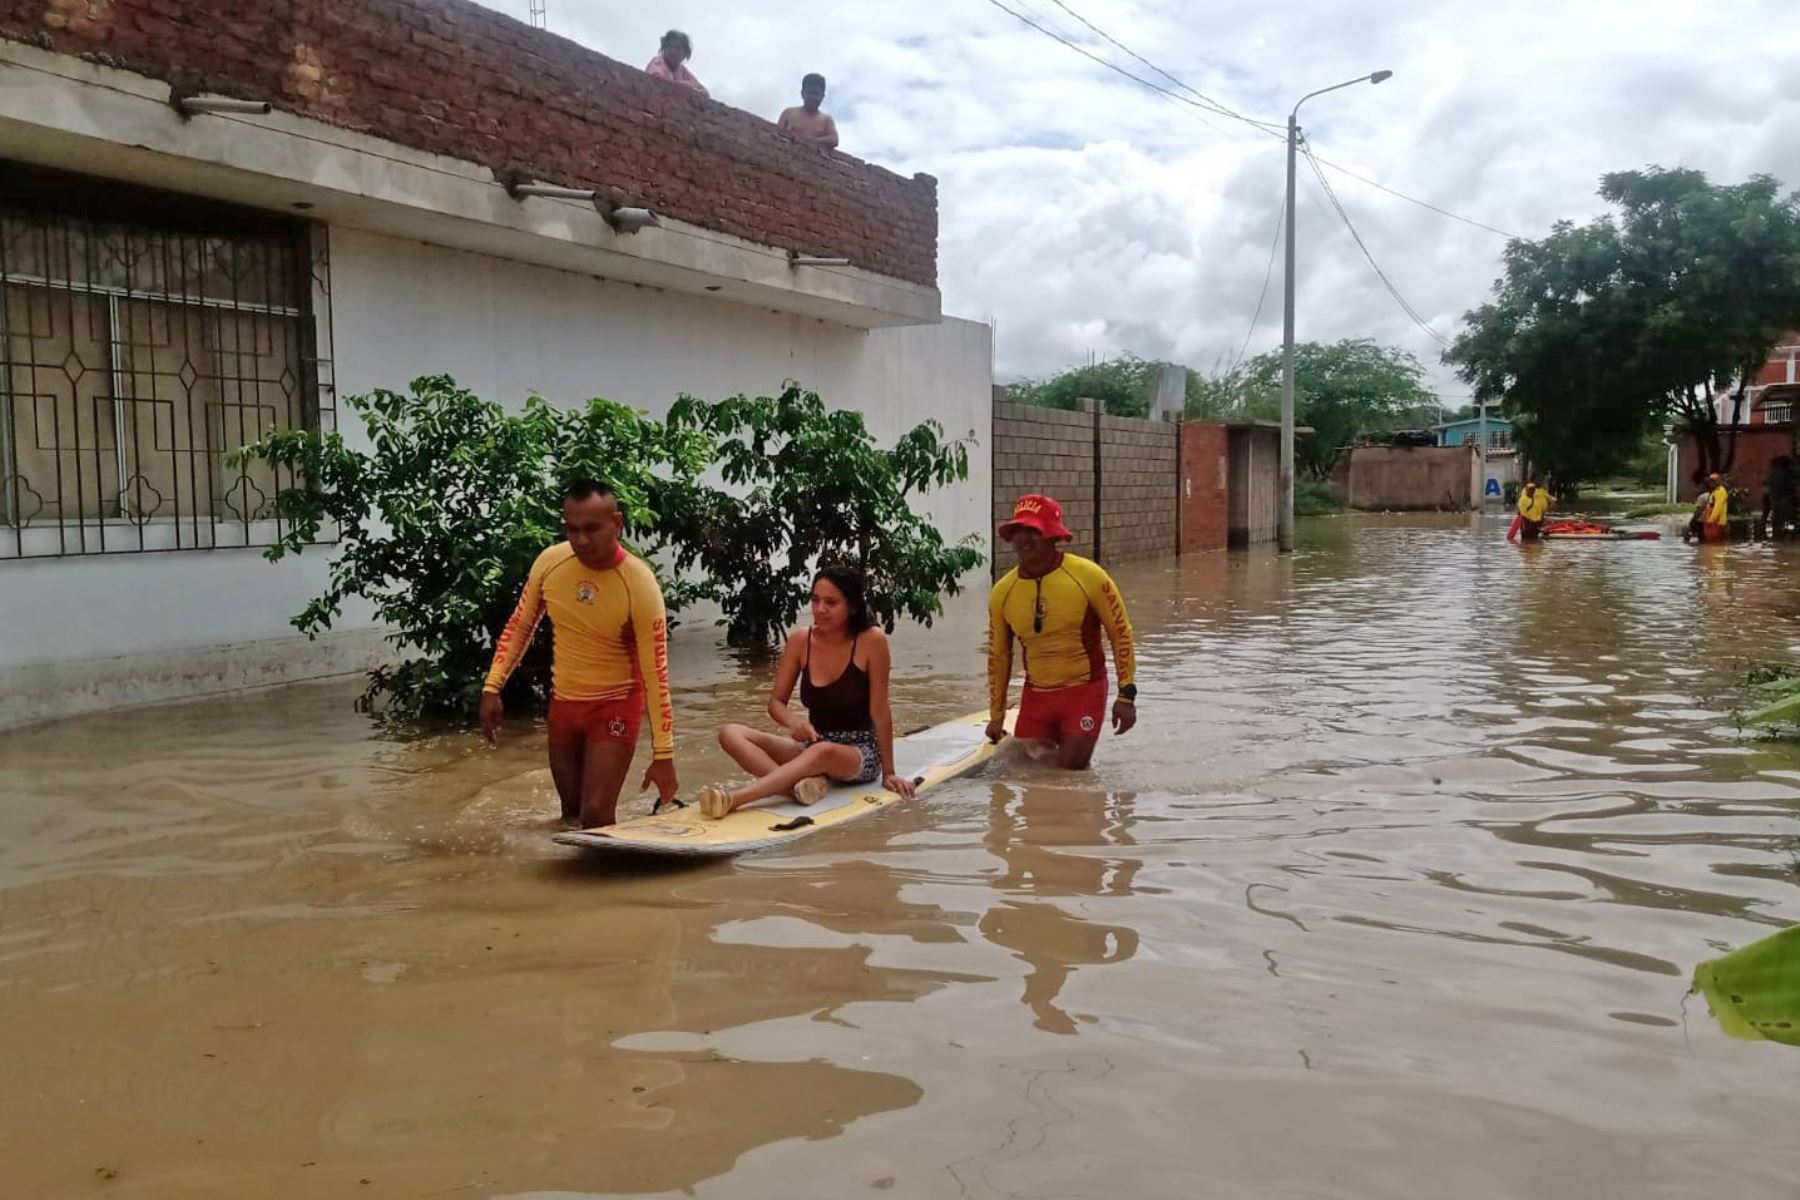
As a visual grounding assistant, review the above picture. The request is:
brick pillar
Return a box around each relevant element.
[1178,421,1229,553]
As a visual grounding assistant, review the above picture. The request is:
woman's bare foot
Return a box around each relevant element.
[792,775,829,806]
[698,784,736,820]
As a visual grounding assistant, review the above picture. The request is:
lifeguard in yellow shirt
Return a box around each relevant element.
[986,494,1137,769]
[480,482,679,827]
[1702,472,1731,543]
[1515,479,1551,540]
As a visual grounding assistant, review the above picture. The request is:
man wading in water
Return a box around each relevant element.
[985,494,1137,768]
[480,482,679,827]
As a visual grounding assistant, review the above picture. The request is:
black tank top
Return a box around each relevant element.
[800,629,872,733]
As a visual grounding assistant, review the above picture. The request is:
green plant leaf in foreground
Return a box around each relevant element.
[1745,689,1800,726]
[1690,924,1800,1047]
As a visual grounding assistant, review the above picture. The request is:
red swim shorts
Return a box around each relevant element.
[1015,678,1108,743]
[548,688,645,746]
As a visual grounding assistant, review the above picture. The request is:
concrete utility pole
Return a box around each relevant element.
[1477,398,1488,502]
[1280,69,1393,552]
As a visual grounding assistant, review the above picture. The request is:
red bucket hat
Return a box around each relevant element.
[998,493,1074,542]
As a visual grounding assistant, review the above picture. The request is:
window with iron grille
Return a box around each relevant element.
[1764,403,1793,425]
[0,162,333,558]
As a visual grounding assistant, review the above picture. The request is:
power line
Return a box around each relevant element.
[979,0,1520,240]
[976,0,1247,139]
[1229,196,1285,375]
[1044,0,1282,132]
[1305,154,1519,240]
[1300,136,1449,347]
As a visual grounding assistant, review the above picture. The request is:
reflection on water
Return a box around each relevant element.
[3,514,1800,1197]
[979,782,1141,1034]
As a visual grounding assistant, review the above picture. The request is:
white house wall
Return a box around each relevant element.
[0,227,993,729]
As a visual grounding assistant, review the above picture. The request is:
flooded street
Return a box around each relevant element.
[4,514,1800,1199]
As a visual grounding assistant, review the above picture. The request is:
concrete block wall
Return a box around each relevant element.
[992,400,1213,570]
[992,401,1097,563]
[1099,414,1178,563]
[1344,445,1477,511]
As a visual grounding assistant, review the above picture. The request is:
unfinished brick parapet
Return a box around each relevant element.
[1,0,938,286]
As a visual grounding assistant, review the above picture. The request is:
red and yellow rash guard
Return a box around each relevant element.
[987,552,1136,722]
[1706,486,1729,526]
[483,544,675,759]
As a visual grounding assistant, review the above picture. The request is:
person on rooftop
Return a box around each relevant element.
[777,74,840,148]
[645,30,707,97]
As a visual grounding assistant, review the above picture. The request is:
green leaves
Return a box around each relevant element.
[235,376,983,717]
[1691,925,1800,1048]
[1010,354,1163,417]
[1447,167,1800,484]
[661,384,983,648]
[1189,340,1437,478]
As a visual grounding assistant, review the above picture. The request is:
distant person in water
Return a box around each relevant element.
[777,73,839,148]
[1512,479,1550,541]
[702,566,915,818]
[1763,456,1795,540]
[1703,472,1731,543]
[986,494,1137,769]
[645,29,707,96]
[480,481,679,827]
[1683,470,1710,543]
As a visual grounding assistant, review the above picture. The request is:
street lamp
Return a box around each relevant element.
[1279,69,1393,553]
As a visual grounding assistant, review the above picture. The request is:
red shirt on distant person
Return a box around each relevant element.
[645,29,707,96]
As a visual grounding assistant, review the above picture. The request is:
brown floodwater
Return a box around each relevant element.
[4,514,1800,1199]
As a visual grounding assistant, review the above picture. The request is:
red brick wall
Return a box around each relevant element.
[1178,422,1228,553]
[3,0,937,287]
[1677,425,1797,508]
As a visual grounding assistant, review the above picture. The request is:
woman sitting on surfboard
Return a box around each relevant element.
[701,566,916,818]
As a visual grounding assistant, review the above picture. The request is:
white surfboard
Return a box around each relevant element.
[553,709,1011,857]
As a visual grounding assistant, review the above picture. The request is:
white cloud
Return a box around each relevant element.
[485,0,1800,395]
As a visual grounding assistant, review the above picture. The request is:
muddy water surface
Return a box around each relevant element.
[4,515,1800,1198]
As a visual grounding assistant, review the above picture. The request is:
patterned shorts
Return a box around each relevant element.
[814,728,881,785]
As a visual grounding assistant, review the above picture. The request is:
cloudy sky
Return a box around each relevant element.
[479,0,1800,397]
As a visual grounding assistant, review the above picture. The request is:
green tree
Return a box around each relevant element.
[236,376,711,717]
[1008,354,1166,417]
[236,376,983,716]
[1187,339,1436,477]
[662,385,984,648]
[1446,167,1800,483]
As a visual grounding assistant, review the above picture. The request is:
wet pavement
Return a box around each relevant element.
[3,513,1799,1198]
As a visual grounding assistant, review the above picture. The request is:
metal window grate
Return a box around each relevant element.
[0,161,334,558]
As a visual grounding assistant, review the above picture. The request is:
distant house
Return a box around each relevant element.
[1431,412,1514,449]
[1710,334,1800,426]
[1429,406,1518,502]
